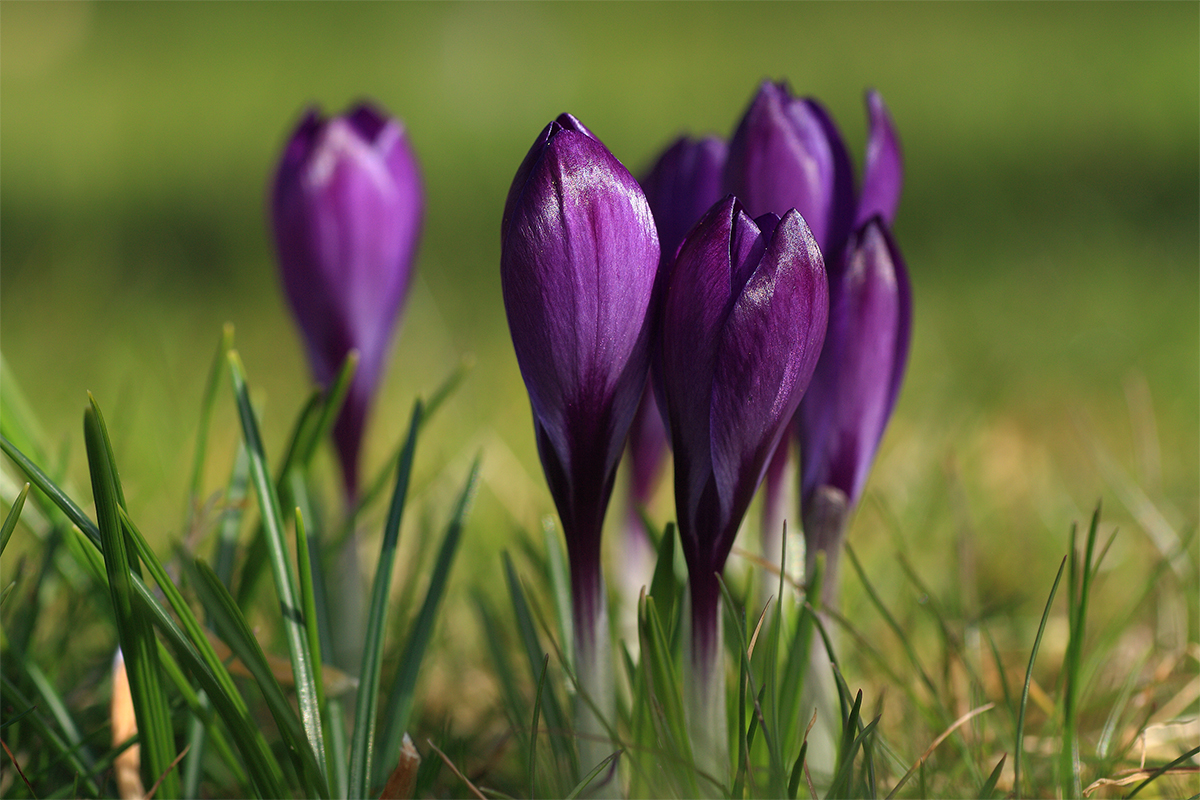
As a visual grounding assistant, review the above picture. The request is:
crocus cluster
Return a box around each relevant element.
[499,80,910,778]
[271,103,423,500]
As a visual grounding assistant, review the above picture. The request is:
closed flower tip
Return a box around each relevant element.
[271,101,423,498]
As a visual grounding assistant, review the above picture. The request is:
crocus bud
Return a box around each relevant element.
[798,218,911,605]
[271,103,423,499]
[501,113,659,769]
[659,196,827,770]
[725,80,855,256]
[618,136,728,599]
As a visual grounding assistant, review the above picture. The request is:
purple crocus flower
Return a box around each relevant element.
[501,113,659,767]
[725,82,907,593]
[798,218,911,604]
[658,196,827,768]
[271,103,423,499]
[618,136,728,592]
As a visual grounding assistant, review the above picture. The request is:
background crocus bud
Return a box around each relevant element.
[659,196,828,772]
[724,80,856,257]
[271,103,423,500]
[501,113,659,771]
[798,217,912,605]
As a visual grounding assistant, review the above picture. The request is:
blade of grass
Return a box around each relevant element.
[347,400,422,799]
[0,672,103,797]
[978,753,1006,799]
[1122,745,1200,799]
[504,553,577,784]
[294,507,325,712]
[10,437,286,797]
[84,397,179,799]
[883,703,994,799]
[298,351,359,469]
[542,519,574,674]
[185,324,234,534]
[563,749,621,800]
[189,558,329,798]
[376,458,480,786]
[227,351,325,770]
[1,482,29,555]
[1062,505,1103,800]
[1014,554,1067,800]
[530,653,550,798]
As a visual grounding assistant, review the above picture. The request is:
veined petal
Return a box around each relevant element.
[708,210,827,561]
[799,218,910,506]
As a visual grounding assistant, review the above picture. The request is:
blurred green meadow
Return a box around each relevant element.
[2,2,1198,795]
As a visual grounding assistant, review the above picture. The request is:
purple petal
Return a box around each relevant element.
[799,219,910,507]
[856,90,904,228]
[708,209,827,563]
[271,103,423,496]
[641,135,728,269]
[501,121,660,523]
[724,81,854,255]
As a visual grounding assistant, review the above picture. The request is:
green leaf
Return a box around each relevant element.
[977,753,1006,799]
[84,396,180,799]
[348,400,422,799]
[376,457,480,786]
[189,558,329,798]
[226,350,325,772]
[185,324,233,533]
[562,748,621,800]
[530,653,550,797]
[1,481,29,555]
[1013,554,1067,800]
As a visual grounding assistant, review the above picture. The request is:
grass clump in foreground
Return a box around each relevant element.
[0,332,1197,799]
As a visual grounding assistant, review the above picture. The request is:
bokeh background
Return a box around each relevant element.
[2,0,1197,735]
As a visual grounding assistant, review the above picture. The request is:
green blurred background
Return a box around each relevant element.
[2,1,1197,702]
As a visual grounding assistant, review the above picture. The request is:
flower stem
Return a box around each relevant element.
[686,570,727,783]
[570,556,615,780]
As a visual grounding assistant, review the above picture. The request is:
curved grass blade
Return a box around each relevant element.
[1,482,28,555]
[84,396,179,799]
[376,457,480,786]
[504,552,577,785]
[978,753,1006,799]
[185,324,233,533]
[0,672,103,797]
[347,399,421,799]
[530,653,550,797]
[563,749,621,800]
[189,558,329,798]
[1013,554,1067,800]
[227,351,325,771]
[1123,745,1200,799]
[5,434,286,797]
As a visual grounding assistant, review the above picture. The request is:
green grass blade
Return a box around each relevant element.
[530,653,550,797]
[1122,745,1200,799]
[1,481,29,555]
[189,557,329,798]
[504,552,576,786]
[562,749,621,800]
[227,351,325,770]
[542,519,574,673]
[978,753,1006,799]
[213,443,250,589]
[299,351,359,468]
[1061,505,1103,800]
[376,457,480,786]
[12,438,285,797]
[647,522,679,638]
[347,400,422,799]
[83,397,179,799]
[0,673,103,797]
[186,324,233,533]
[294,506,325,712]
[1014,554,1067,800]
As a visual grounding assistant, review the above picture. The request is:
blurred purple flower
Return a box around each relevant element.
[798,218,911,599]
[500,114,659,712]
[658,196,828,666]
[271,103,423,499]
[725,81,907,577]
